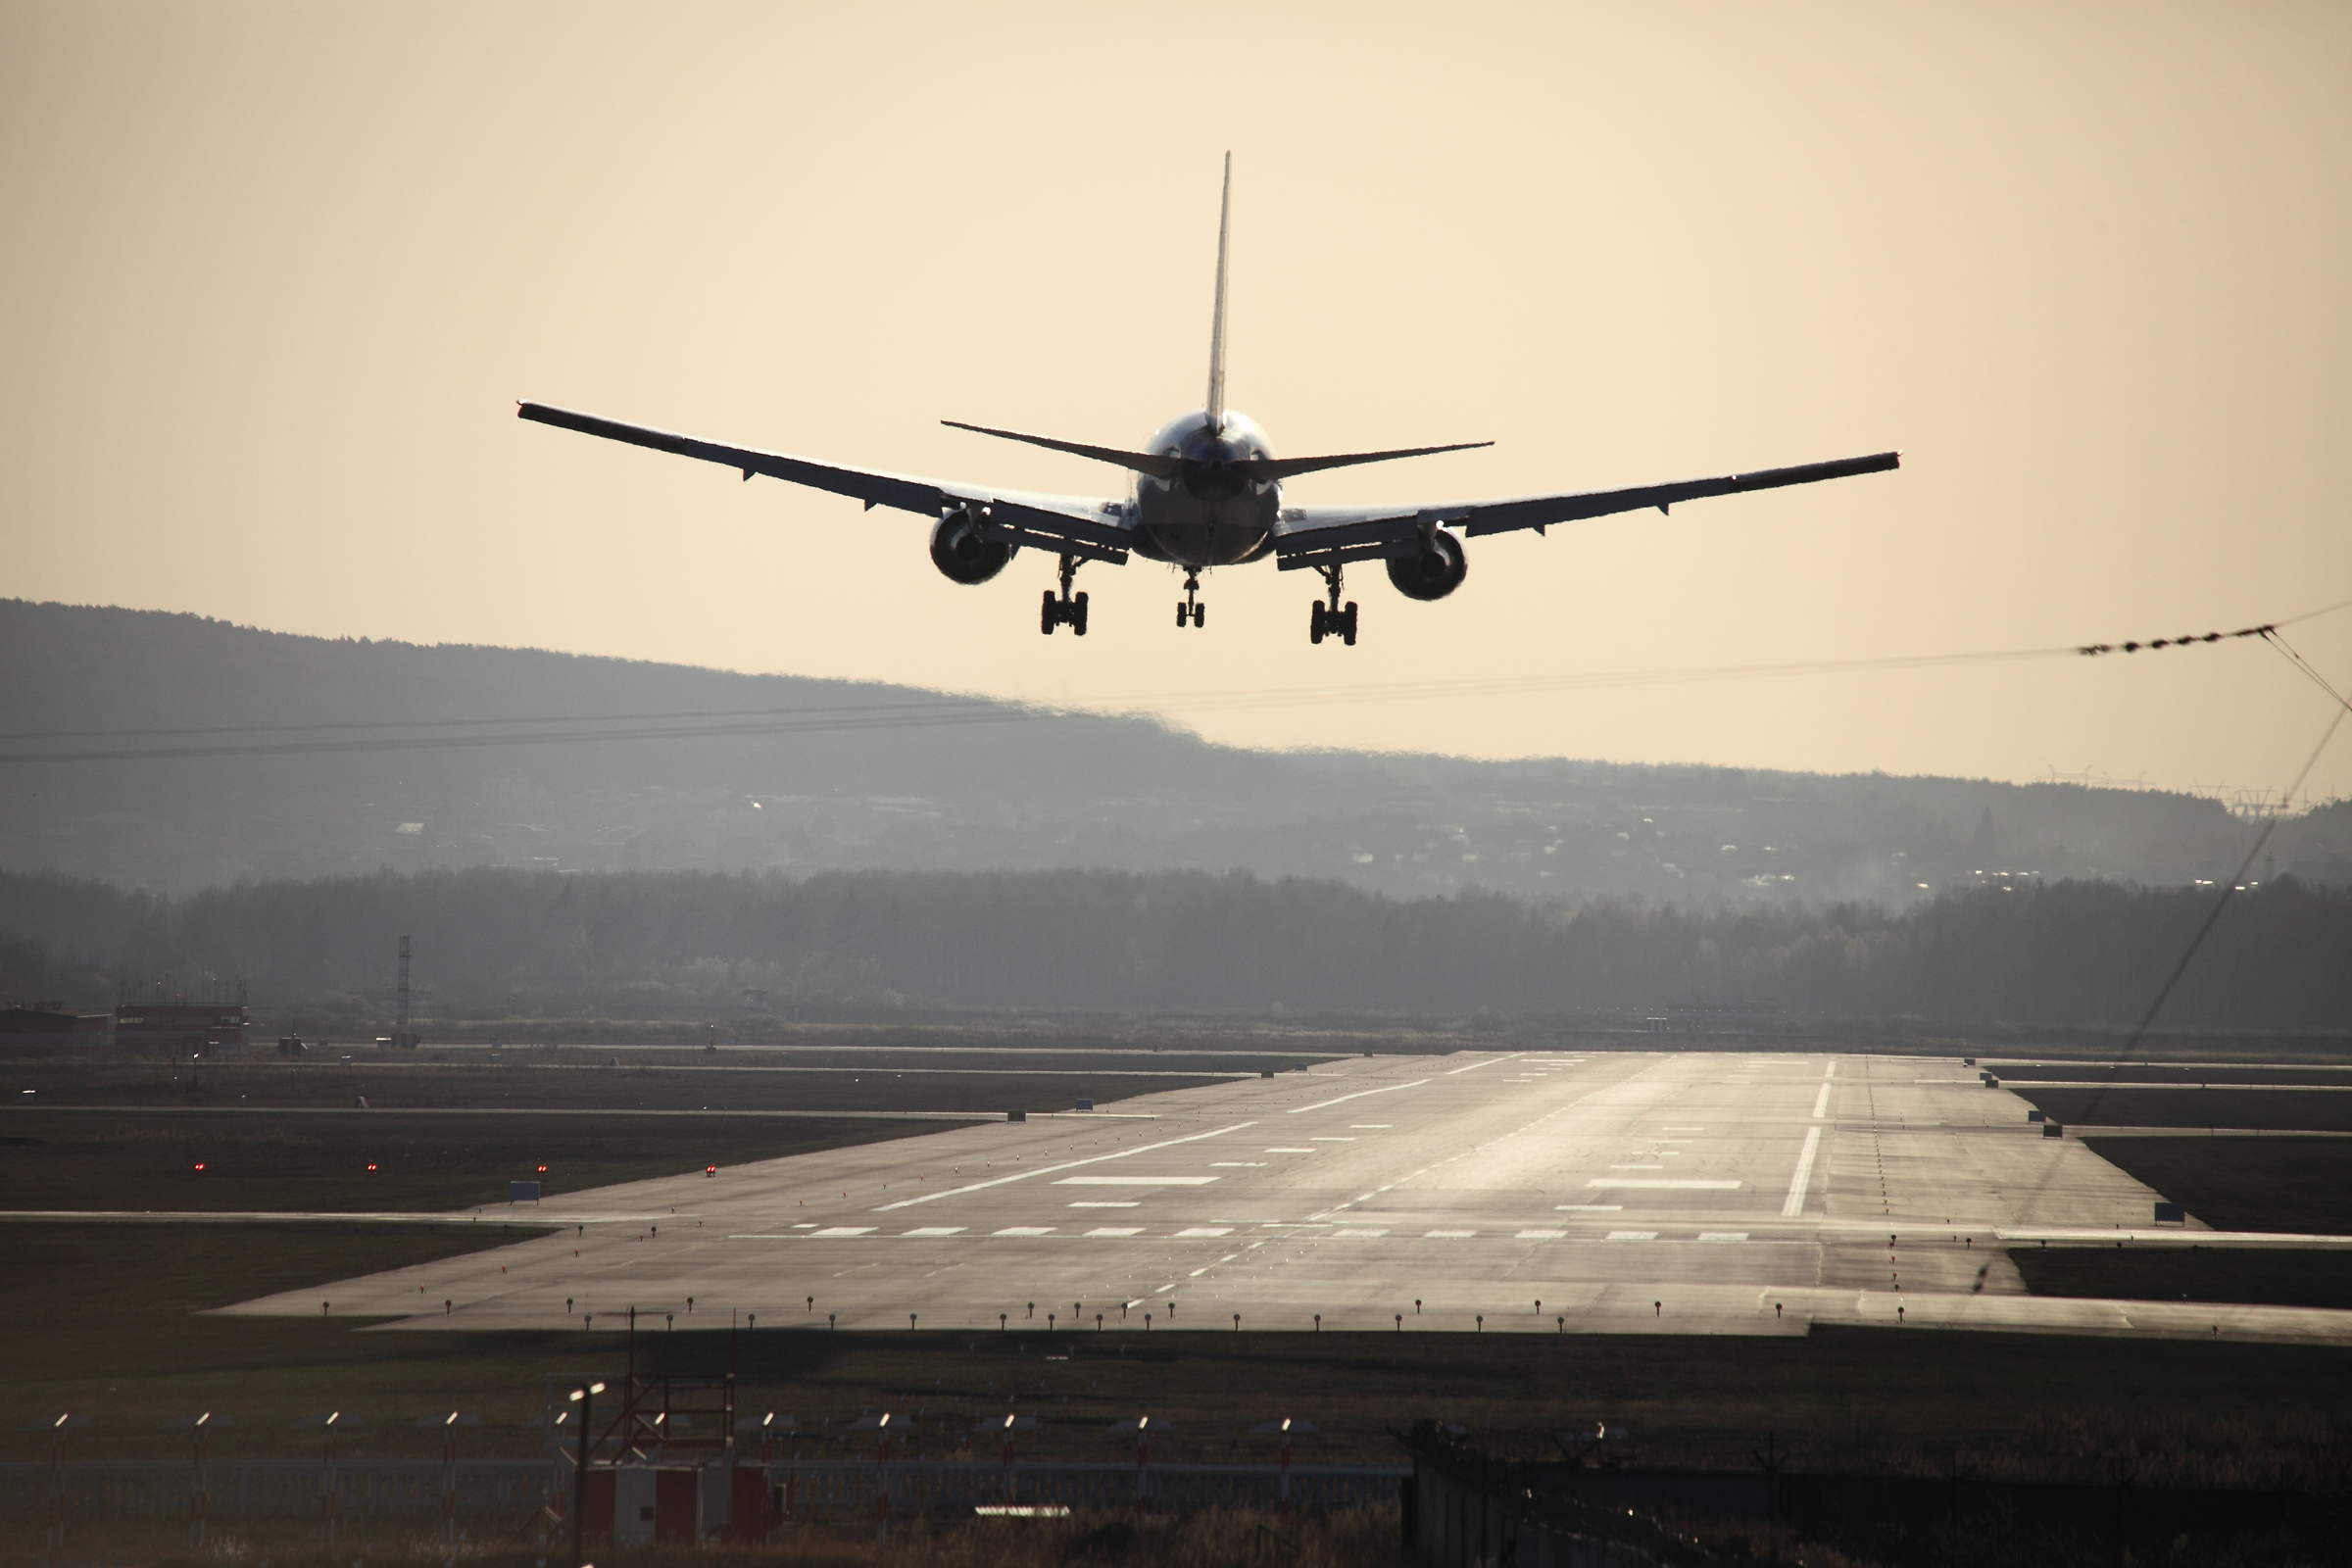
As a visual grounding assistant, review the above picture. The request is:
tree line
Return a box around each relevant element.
[0,865,2343,1030]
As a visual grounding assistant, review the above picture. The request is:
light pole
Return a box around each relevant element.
[568,1380,604,1568]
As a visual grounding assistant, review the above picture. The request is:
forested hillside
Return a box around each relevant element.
[5,866,2343,1032]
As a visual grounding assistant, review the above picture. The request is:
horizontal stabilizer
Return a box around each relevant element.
[942,420,1184,480]
[1239,441,1492,482]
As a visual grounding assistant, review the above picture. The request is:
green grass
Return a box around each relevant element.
[6,1054,1235,1113]
[2079,1135,2352,1234]
[0,1108,946,1211]
[2015,1086,2352,1133]
[2010,1245,2352,1309]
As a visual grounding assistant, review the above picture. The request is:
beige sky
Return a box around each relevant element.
[5,1,2348,803]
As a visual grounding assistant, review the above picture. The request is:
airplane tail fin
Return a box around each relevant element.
[1204,152,1232,431]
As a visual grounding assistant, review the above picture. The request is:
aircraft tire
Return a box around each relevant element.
[1073,591,1089,637]
[1309,603,1326,645]
[1176,603,1188,627]
[1041,591,1057,635]
[1342,603,1358,647]
[1195,603,1206,628]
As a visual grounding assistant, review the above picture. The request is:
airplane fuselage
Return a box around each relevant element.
[1130,410,1280,568]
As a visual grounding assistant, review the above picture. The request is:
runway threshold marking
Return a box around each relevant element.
[1284,1080,1429,1113]
[1782,1126,1824,1218]
[870,1121,1255,1211]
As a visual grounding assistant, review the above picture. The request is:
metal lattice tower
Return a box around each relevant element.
[395,935,413,1049]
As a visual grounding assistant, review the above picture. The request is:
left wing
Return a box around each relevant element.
[1271,451,1900,570]
[517,403,1138,564]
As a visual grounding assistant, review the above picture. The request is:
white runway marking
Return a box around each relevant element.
[1697,1233,1749,1243]
[1350,1124,1392,1129]
[1284,1080,1430,1114]
[1517,1229,1566,1239]
[1174,1227,1232,1238]
[1209,1161,1265,1167]
[1069,1201,1139,1208]
[809,1227,873,1237]
[901,1227,963,1237]
[1605,1231,1658,1242]
[1310,1137,1357,1142]
[1557,1204,1622,1211]
[1264,1148,1317,1153]
[993,1227,1054,1236]
[1587,1179,1742,1190]
[1334,1228,1388,1237]
[1425,1229,1477,1238]
[1811,1083,1832,1118]
[1783,1126,1824,1218]
[873,1121,1255,1210]
[1444,1054,1521,1075]
[1055,1176,1217,1187]
[1085,1227,1143,1237]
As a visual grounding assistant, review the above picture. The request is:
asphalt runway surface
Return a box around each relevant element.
[219,1052,2352,1344]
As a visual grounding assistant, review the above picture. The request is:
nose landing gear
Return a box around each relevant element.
[1309,564,1357,646]
[1041,554,1089,636]
[1175,570,1206,628]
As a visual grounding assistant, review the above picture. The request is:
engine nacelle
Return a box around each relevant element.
[929,506,1015,585]
[1386,528,1467,601]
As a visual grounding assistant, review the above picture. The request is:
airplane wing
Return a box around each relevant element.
[517,403,1138,564]
[1270,451,1900,570]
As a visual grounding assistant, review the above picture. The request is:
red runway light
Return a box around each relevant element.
[705,1164,717,1176]
[193,1162,206,1171]
[537,1164,548,1173]
[366,1163,377,1172]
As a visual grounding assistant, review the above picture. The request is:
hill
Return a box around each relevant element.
[4,599,2343,901]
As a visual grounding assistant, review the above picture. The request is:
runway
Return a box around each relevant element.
[219,1051,2352,1344]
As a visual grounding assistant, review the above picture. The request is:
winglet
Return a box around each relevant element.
[1204,152,1232,432]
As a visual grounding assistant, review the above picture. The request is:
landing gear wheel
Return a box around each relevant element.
[1042,590,1058,636]
[1176,602,1189,628]
[1071,591,1089,636]
[1309,602,1327,645]
[1193,603,1205,627]
[1342,602,1358,647]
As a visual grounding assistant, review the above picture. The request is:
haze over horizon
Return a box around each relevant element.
[5,3,2349,803]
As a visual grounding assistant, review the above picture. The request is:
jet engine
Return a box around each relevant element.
[929,506,1015,584]
[1385,529,1467,601]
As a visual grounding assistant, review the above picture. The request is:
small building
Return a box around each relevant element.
[0,1004,111,1053]
[113,1002,250,1054]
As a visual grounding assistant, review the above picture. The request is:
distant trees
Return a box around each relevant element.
[0,865,2342,1029]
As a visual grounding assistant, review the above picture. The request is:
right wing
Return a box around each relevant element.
[517,402,1138,564]
[1272,451,1900,570]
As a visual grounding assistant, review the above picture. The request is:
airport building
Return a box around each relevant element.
[0,1004,112,1053]
[111,1001,250,1054]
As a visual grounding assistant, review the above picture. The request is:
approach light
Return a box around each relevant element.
[705,1164,717,1176]
[366,1163,377,1171]
[193,1162,205,1171]
[537,1164,548,1173]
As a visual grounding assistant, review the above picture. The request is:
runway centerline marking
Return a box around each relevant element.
[1055,1176,1217,1186]
[1783,1126,1824,1218]
[1284,1080,1430,1113]
[1811,1083,1832,1118]
[871,1121,1254,1210]
[1586,1179,1742,1190]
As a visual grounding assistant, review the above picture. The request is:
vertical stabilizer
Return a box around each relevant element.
[1204,152,1232,431]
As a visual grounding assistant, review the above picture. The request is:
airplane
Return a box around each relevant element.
[519,155,1897,646]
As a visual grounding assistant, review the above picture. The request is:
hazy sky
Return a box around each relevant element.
[6,2,2348,803]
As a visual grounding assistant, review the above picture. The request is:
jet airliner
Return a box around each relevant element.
[520,156,1897,645]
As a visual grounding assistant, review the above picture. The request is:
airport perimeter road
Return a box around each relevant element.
[219,1052,2352,1344]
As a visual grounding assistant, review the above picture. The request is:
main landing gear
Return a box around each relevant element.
[1175,570,1205,628]
[1041,554,1089,636]
[1309,563,1357,646]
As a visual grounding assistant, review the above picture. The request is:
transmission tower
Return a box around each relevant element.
[395,935,416,1049]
